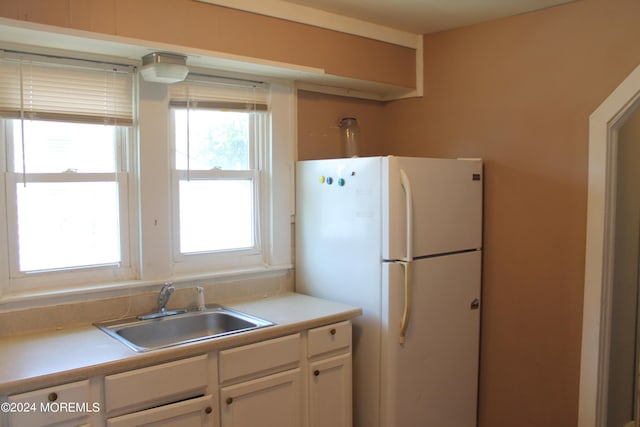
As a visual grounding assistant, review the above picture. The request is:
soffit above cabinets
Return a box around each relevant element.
[0,17,415,101]
[193,0,576,98]
[280,0,576,34]
[0,1,576,101]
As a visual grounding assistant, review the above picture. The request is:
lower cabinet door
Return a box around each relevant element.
[106,395,214,427]
[309,353,352,427]
[220,369,301,427]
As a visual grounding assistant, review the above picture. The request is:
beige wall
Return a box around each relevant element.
[298,1,640,426]
[380,0,640,426]
[297,90,386,160]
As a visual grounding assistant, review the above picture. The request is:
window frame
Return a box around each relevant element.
[1,121,138,292]
[169,101,271,274]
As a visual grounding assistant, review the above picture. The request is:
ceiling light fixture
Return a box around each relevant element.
[140,52,189,84]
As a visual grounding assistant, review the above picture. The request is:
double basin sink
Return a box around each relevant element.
[95,305,273,352]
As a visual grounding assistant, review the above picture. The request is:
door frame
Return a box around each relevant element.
[579,63,640,427]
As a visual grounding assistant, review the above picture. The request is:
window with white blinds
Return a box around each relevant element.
[0,47,295,299]
[0,52,134,125]
[0,51,136,291]
[169,74,268,112]
[169,75,271,270]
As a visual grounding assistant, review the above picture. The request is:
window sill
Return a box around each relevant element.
[0,264,293,314]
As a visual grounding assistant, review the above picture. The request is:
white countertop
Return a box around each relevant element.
[0,292,361,395]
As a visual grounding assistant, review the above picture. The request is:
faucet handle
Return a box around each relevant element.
[158,282,176,312]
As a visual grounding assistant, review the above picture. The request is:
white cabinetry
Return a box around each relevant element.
[106,395,213,427]
[307,321,352,427]
[218,334,302,427]
[4,379,98,427]
[104,355,215,426]
[0,319,354,427]
[220,369,301,427]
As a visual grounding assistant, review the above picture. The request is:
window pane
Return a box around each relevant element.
[174,110,250,170]
[12,120,118,173]
[16,182,121,272]
[179,180,253,253]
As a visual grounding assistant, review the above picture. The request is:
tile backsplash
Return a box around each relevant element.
[0,270,293,336]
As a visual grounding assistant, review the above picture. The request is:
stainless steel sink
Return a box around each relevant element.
[95,306,273,352]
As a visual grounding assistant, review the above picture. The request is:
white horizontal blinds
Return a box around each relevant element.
[169,74,269,178]
[0,60,20,119]
[0,54,134,126]
[169,74,269,111]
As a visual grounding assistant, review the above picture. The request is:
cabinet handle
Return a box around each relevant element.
[205,406,212,414]
[226,397,233,405]
[314,370,320,377]
[330,328,336,336]
[48,392,58,402]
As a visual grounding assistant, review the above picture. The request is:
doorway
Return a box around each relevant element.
[579,63,640,427]
[606,108,640,427]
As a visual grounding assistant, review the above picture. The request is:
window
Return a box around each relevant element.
[169,77,269,270]
[0,48,294,300]
[0,53,135,291]
[9,120,125,272]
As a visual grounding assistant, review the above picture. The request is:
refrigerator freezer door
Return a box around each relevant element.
[295,157,383,427]
[381,250,481,427]
[383,157,483,260]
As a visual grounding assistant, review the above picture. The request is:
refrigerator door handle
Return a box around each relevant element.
[399,169,413,262]
[399,260,412,345]
[399,169,414,345]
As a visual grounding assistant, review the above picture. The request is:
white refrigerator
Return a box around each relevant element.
[295,156,483,427]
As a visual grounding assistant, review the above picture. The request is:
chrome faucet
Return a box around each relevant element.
[137,283,186,320]
[158,283,175,313]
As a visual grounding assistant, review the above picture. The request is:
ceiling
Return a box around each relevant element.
[281,0,575,34]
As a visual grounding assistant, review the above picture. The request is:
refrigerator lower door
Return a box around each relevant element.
[381,250,481,427]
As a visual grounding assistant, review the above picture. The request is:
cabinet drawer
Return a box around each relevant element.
[7,379,92,426]
[107,395,214,427]
[219,333,300,383]
[104,355,208,415]
[307,321,351,358]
